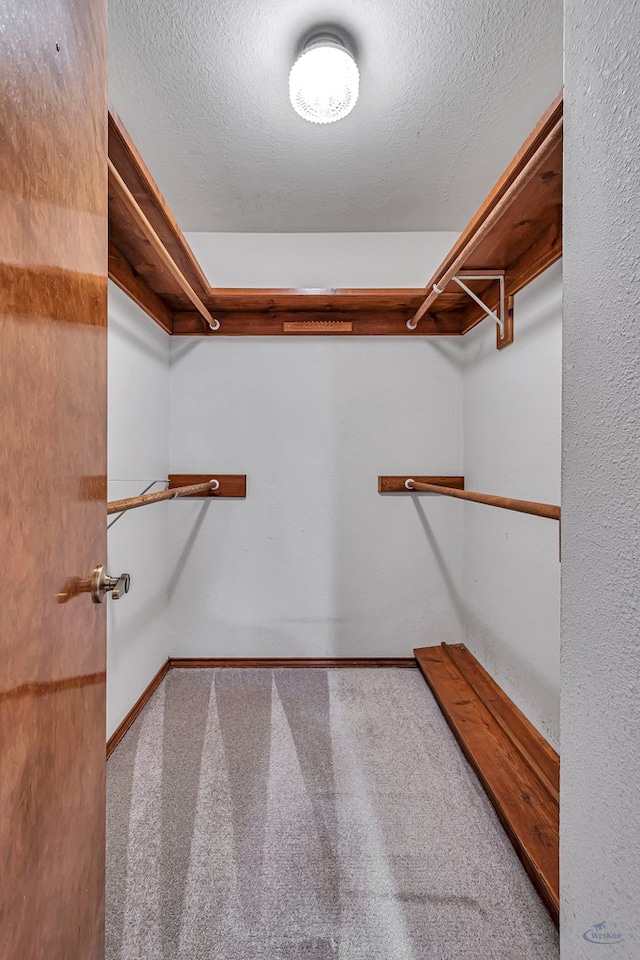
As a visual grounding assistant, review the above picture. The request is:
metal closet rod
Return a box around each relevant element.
[107,480,220,516]
[405,479,561,521]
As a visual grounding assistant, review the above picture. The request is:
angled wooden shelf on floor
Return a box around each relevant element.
[414,642,559,924]
[108,94,562,338]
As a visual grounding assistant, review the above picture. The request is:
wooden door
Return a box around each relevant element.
[0,1,107,958]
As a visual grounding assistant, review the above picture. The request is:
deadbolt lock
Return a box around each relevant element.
[91,565,131,604]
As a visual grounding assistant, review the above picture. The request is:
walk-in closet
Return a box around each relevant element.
[3,1,639,958]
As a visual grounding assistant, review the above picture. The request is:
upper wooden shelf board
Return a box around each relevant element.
[169,289,454,337]
[107,93,562,338]
[409,93,563,341]
[108,107,210,300]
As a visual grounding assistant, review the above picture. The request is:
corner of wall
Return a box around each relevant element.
[460,264,562,748]
[106,282,172,738]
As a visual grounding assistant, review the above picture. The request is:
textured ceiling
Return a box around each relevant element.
[108,0,562,232]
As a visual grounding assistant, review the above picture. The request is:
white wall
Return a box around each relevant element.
[562,2,640,952]
[186,232,459,288]
[168,337,464,657]
[462,264,562,748]
[107,283,171,738]
[168,233,464,657]
[108,230,563,746]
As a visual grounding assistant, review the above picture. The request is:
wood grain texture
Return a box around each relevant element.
[414,644,559,924]
[108,109,456,337]
[170,294,457,337]
[168,474,247,498]
[412,93,563,332]
[404,480,561,521]
[108,100,560,339]
[108,107,211,296]
[497,294,515,349]
[108,242,173,333]
[107,480,223,515]
[378,476,465,493]
[0,2,107,956]
[283,320,354,333]
[169,657,417,669]
[442,644,559,800]
[108,159,217,331]
[106,660,170,758]
[204,288,428,310]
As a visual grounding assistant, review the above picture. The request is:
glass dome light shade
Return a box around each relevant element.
[289,37,359,124]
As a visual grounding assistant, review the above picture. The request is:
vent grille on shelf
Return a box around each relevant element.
[283,320,353,333]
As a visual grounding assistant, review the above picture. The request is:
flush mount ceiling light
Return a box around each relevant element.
[289,32,359,124]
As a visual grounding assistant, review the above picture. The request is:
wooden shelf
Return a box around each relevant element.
[169,289,454,337]
[107,108,445,336]
[411,93,563,339]
[108,106,210,302]
[108,94,562,338]
[414,643,559,924]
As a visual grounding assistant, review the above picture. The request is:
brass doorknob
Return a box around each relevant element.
[91,565,131,604]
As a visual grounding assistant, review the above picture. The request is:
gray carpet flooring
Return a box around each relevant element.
[106,667,559,959]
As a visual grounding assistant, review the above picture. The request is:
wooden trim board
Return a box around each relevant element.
[169,657,417,669]
[106,658,170,758]
[379,475,465,493]
[170,293,454,337]
[168,474,247,498]
[414,643,559,924]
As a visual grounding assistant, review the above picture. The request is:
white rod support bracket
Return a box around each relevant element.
[406,273,505,333]
[206,317,221,331]
[405,478,416,490]
[453,274,505,337]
